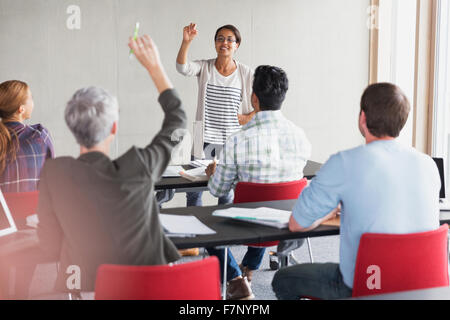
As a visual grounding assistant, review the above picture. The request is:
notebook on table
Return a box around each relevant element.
[212,207,291,229]
[433,157,450,211]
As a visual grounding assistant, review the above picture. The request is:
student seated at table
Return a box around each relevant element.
[0,80,54,195]
[205,65,311,300]
[271,82,441,300]
[36,35,186,293]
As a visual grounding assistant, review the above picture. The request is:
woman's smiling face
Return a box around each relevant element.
[215,28,239,58]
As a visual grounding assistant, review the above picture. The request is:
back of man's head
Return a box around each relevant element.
[65,87,119,148]
[360,82,410,138]
[252,65,288,111]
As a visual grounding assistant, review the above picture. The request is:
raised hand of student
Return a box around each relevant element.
[128,35,172,93]
[183,23,198,43]
[129,35,162,71]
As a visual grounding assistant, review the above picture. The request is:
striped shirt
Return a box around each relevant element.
[204,67,242,145]
[0,122,55,193]
[208,110,312,197]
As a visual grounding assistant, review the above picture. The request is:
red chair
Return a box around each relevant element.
[233,178,311,268]
[4,191,39,226]
[352,224,449,297]
[95,256,221,300]
[2,191,40,299]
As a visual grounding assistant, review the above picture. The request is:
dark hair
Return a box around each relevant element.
[252,65,289,111]
[214,24,241,45]
[360,82,410,138]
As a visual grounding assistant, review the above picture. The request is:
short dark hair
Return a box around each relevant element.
[360,82,410,138]
[252,65,289,111]
[214,24,241,45]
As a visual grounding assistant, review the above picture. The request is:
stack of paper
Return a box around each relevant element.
[212,207,291,229]
[190,159,214,168]
[162,165,184,177]
[179,166,209,182]
[159,213,216,237]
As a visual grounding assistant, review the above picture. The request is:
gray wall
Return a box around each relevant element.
[0,0,369,163]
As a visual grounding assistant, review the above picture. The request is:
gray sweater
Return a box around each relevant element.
[37,89,186,292]
[176,59,254,158]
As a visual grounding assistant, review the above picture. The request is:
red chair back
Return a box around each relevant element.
[234,178,308,247]
[3,191,39,220]
[352,224,449,297]
[95,256,221,300]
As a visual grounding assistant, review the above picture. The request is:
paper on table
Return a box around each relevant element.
[179,166,209,182]
[212,207,291,229]
[162,165,184,177]
[190,159,214,168]
[159,213,216,236]
[26,214,39,229]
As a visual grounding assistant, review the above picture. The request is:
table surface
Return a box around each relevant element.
[154,160,322,191]
[164,201,450,249]
[162,199,337,249]
[347,285,450,300]
[2,199,450,257]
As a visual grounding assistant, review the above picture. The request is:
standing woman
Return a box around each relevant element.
[176,23,255,207]
[0,80,54,194]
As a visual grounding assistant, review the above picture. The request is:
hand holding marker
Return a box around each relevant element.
[129,22,140,58]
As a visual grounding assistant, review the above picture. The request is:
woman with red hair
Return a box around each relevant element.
[0,80,54,193]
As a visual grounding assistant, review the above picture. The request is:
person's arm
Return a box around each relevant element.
[207,141,238,197]
[289,206,340,232]
[289,153,345,232]
[128,35,187,180]
[42,127,55,159]
[176,23,197,65]
[238,111,256,125]
[237,67,255,125]
[175,23,202,77]
[36,165,63,259]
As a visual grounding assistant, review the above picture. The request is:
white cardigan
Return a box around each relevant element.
[176,58,254,158]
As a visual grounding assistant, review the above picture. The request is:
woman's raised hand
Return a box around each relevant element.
[183,23,198,43]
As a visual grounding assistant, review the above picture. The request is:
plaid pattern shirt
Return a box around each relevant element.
[0,122,54,193]
[208,110,311,197]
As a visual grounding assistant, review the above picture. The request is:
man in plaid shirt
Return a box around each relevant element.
[205,65,311,300]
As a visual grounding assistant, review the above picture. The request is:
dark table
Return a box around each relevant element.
[154,160,322,191]
[161,199,339,249]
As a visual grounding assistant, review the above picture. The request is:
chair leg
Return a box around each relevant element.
[222,247,228,300]
[306,238,314,263]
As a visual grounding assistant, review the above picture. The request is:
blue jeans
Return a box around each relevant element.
[186,190,234,207]
[272,263,353,300]
[186,142,232,206]
[207,246,267,282]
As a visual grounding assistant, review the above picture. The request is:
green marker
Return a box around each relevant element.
[129,22,140,58]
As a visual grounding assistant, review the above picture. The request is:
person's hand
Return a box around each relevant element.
[205,160,217,178]
[128,34,172,93]
[183,23,198,43]
[325,204,341,221]
[128,35,162,72]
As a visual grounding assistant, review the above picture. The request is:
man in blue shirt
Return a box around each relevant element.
[272,82,441,299]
